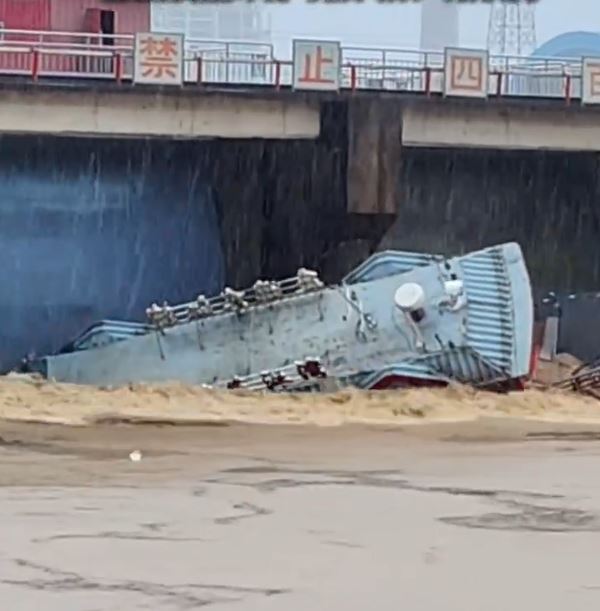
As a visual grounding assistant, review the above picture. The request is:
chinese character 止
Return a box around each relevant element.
[450,56,483,91]
[298,45,335,85]
[140,35,179,80]
[292,40,341,91]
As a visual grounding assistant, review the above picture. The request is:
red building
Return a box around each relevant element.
[0,0,149,37]
[0,0,150,75]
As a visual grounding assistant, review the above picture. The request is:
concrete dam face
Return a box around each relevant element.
[0,135,225,371]
[1,131,599,371]
[389,148,600,294]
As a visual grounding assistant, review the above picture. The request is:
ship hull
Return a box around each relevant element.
[29,242,533,390]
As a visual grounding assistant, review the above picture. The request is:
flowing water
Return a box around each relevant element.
[2,373,600,428]
[3,376,600,609]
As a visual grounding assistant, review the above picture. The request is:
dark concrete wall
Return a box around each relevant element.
[201,101,395,287]
[0,135,225,371]
[384,148,600,293]
[552,294,600,363]
[347,99,402,215]
[0,104,389,371]
[0,106,393,371]
[2,124,600,371]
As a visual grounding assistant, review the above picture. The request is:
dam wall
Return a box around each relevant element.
[0,136,225,370]
[387,149,600,293]
[1,130,599,370]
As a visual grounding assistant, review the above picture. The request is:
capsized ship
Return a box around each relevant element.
[27,242,533,391]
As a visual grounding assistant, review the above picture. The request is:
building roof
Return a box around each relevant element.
[533,31,600,58]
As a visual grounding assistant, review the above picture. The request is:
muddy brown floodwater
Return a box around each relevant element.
[3,377,600,610]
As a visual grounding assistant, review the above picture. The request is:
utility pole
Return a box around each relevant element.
[487,0,537,56]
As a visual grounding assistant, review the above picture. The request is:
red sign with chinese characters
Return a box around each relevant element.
[293,40,341,91]
[134,32,183,86]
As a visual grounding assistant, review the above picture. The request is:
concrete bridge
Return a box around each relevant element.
[0,27,599,152]
[3,78,600,153]
[3,74,600,222]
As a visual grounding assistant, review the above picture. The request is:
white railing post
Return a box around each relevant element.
[225,42,230,83]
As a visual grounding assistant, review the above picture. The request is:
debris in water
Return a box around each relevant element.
[555,356,600,400]
[129,450,142,462]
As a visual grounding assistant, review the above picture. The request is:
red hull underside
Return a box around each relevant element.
[369,343,540,392]
[369,375,527,392]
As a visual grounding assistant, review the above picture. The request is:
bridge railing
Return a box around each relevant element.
[0,27,588,104]
[0,27,134,47]
[0,44,127,80]
[183,38,274,83]
[0,45,583,103]
[0,28,133,79]
[489,53,583,98]
[342,46,444,70]
[0,27,277,83]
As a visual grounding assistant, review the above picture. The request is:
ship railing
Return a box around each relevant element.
[213,357,330,392]
[145,269,325,330]
[66,320,152,353]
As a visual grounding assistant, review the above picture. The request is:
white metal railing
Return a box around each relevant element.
[0,27,133,49]
[0,27,590,102]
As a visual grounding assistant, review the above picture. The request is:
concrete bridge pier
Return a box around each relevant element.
[317,98,401,283]
[315,99,401,282]
[208,98,401,287]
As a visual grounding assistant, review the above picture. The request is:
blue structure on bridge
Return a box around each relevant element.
[533,31,600,58]
[507,31,600,98]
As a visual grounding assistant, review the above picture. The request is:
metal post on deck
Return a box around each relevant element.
[350,64,357,92]
[564,73,571,106]
[31,48,40,81]
[114,53,123,83]
[196,56,203,85]
[382,49,387,87]
[274,60,281,90]
[225,42,230,84]
[496,71,503,97]
[424,67,431,96]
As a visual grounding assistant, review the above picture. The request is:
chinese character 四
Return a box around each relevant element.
[451,56,483,91]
